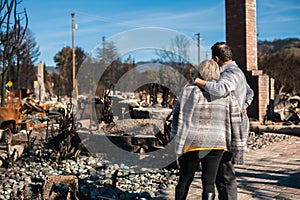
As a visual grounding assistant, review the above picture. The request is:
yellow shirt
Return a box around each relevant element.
[184,146,226,153]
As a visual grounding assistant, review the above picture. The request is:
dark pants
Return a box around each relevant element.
[176,150,224,200]
[215,151,237,200]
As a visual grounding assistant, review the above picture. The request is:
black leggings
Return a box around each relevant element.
[176,150,224,195]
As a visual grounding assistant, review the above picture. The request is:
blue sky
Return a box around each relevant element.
[21,0,300,66]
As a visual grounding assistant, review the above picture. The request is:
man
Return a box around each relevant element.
[194,42,254,200]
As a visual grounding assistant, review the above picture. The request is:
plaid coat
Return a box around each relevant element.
[171,85,248,164]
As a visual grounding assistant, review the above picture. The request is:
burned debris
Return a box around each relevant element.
[251,94,300,136]
[0,86,176,199]
[0,87,299,199]
[273,95,300,125]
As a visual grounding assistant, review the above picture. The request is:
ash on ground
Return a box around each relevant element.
[0,121,292,200]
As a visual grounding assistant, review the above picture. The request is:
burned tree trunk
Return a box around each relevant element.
[251,125,300,136]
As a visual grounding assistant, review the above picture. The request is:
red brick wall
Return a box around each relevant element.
[226,0,269,122]
[225,0,247,72]
[245,0,258,71]
[225,0,257,72]
[258,74,270,122]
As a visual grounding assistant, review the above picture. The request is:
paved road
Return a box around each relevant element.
[155,136,300,200]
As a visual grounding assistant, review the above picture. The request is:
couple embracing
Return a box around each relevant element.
[171,42,254,200]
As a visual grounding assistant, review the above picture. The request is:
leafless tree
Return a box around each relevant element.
[156,34,191,65]
[95,39,118,66]
[155,34,197,104]
[0,0,28,106]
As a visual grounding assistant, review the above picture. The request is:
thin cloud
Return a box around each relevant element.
[259,0,300,10]
[114,3,224,30]
[73,2,224,33]
[258,0,300,16]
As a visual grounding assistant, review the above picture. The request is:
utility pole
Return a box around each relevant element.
[71,12,76,101]
[195,33,201,65]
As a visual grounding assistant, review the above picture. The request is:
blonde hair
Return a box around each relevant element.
[196,60,220,81]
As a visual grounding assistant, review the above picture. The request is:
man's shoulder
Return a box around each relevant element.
[223,61,238,70]
[223,62,244,75]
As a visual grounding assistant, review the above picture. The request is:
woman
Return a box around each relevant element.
[171,60,245,200]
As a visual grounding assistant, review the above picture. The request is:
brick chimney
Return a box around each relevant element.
[225,0,270,122]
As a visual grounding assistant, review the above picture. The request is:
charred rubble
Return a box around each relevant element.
[0,92,299,199]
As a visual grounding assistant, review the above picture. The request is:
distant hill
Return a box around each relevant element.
[45,66,57,73]
[257,38,300,93]
[258,38,300,56]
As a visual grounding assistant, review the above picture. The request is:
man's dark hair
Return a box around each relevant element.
[211,42,233,62]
